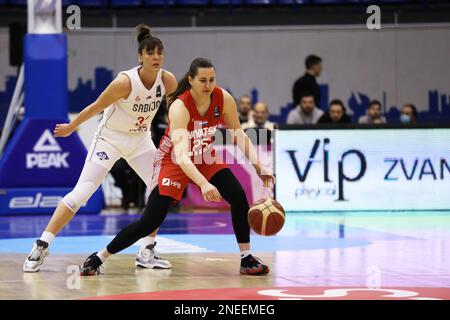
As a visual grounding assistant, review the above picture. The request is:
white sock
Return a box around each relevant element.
[240,250,251,259]
[96,249,110,263]
[40,231,55,245]
[139,236,155,251]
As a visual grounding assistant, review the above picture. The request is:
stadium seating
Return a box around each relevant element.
[76,0,106,6]
[177,0,209,5]
[211,0,244,5]
[111,0,142,6]
[245,0,276,4]
[144,0,176,6]
[8,0,27,5]
[277,0,311,4]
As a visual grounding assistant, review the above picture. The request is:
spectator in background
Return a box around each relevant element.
[400,103,418,124]
[318,99,352,124]
[287,92,324,125]
[238,94,254,124]
[358,100,387,124]
[242,102,275,130]
[292,55,323,109]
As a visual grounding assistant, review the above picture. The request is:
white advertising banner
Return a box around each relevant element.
[275,128,450,211]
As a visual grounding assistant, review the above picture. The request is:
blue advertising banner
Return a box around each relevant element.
[0,188,104,215]
[275,127,450,211]
[0,118,88,188]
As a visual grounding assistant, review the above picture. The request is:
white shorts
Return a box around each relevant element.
[86,127,156,171]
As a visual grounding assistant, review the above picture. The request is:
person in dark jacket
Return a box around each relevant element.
[292,55,323,109]
[318,99,352,124]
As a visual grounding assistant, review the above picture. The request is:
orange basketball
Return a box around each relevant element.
[248,198,285,236]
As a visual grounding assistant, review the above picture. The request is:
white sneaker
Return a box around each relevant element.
[23,240,49,273]
[135,242,172,269]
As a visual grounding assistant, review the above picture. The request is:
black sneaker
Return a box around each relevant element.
[80,252,103,276]
[240,254,270,275]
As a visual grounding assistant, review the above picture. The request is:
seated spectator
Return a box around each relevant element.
[238,94,254,124]
[242,102,275,130]
[400,103,418,124]
[287,93,324,125]
[358,100,387,124]
[318,99,352,124]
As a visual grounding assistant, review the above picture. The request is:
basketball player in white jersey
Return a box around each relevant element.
[23,25,178,272]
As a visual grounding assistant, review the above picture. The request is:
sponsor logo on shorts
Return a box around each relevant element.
[162,178,181,189]
[96,152,109,160]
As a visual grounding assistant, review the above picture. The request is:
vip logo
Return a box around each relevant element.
[213,106,220,118]
[156,85,162,97]
[286,138,366,201]
[26,129,70,169]
[96,151,109,160]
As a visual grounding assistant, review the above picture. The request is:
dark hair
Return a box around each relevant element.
[403,103,418,119]
[135,24,164,55]
[239,94,251,101]
[305,55,322,70]
[369,100,382,109]
[329,99,346,114]
[168,58,215,106]
[300,91,315,101]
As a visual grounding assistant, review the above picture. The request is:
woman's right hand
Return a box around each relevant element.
[200,182,222,203]
[53,123,75,137]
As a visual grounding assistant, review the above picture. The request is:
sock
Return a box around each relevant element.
[40,231,55,245]
[240,250,251,259]
[139,236,155,251]
[96,249,110,263]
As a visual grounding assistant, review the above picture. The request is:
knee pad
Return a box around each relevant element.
[62,181,97,212]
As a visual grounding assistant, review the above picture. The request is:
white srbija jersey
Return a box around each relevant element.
[97,66,166,134]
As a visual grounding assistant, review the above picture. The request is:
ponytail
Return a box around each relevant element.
[168,72,191,106]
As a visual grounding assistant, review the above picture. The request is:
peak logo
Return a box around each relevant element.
[286,138,367,201]
[26,129,70,169]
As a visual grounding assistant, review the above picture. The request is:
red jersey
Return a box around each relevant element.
[151,87,228,200]
[159,87,224,164]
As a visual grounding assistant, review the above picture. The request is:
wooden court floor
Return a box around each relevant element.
[1,212,450,300]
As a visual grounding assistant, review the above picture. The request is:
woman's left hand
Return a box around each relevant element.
[257,166,275,188]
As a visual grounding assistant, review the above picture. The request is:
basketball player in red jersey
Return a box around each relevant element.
[80,58,274,276]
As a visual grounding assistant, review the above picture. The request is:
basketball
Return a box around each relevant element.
[248,198,285,236]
